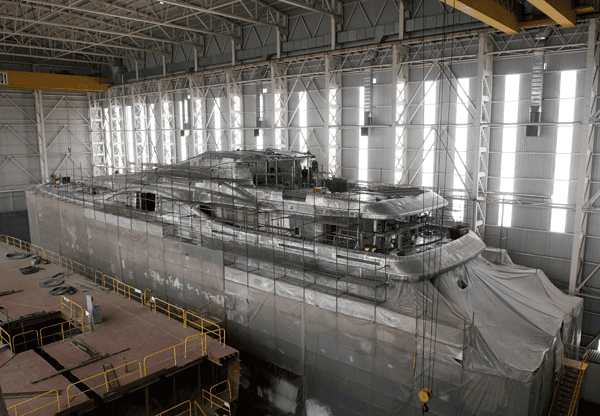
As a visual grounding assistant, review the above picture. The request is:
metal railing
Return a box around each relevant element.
[39,319,81,346]
[0,326,12,353]
[11,330,40,352]
[96,273,145,303]
[201,380,232,416]
[184,310,225,346]
[66,360,142,407]
[6,389,61,416]
[153,400,192,416]
[151,297,186,323]
[60,296,87,333]
[143,333,205,376]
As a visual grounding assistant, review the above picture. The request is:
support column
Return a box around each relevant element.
[88,94,109,176]
[569,19,599,295]
[190,82,206,155]
[159,82,175,164]
[399,1,405,40]
[108,91,126,173]
[271,63,288,150]
[325,55,341,177]
[392,46,408,184]
[34,90,49,183]
[227,69,243,150]
[470,33,493,235]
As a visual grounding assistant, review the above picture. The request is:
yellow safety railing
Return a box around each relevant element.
[12,330,40,352]
[6,389,60,416]
[151,298,186,323]
[143,333,205,376]
[193,401,208,416]
[60,296,87,332]
[184,310,225,346]
[96,273,145,303]
[0,325,12,353]
[153,400,192,416]
[67,360,142,407]
[0,235,226,347]
[39,319,81,346]
[201,380,232,416]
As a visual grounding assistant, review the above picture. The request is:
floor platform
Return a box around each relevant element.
[0,242,237,416]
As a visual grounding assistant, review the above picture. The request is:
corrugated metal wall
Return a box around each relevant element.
[0,89,91,213]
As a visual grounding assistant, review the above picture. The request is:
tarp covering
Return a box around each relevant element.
[26,190,583,416]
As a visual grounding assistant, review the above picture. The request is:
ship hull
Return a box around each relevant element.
[26,188,577,416]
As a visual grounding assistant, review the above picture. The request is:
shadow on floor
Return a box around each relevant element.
[0,210,31,242]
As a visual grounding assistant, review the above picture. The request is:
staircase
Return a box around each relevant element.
[548,345,589,416]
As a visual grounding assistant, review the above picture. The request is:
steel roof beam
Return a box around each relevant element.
[0,41,136,60]
[275,0,342,23]
[0,29,160,55]
[159,0,285,32]
[6,0,237,40]
[0,50,111,65]
[439,0,519,34]
[527,0,576,27]
[0,14,194,47]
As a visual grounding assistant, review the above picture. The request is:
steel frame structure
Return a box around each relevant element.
[90,23,594,246]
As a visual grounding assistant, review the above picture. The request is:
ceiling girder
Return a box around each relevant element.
[528,0,576,28]
[12,0,238,40]
[439,0,519,34]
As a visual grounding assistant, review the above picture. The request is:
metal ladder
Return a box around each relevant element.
[548,345,589,416]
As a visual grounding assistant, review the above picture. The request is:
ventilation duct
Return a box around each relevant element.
[526,50,545,137]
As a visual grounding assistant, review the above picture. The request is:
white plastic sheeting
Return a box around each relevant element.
[224,253,582,416]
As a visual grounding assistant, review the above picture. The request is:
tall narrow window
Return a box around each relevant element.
[358,86,368,181]
[256,94,264,150]
[550,71,577,232]
[299,92,308,152]
[179,100,188,161]
[499,74,521,227]
[422,81,437,188]
[453,79,470,222]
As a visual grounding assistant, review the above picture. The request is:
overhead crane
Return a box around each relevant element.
[439,0,596,34]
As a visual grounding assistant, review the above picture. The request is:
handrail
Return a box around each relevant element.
[184,310,225,345]
[60,296,87,333]
[143,333,205,376]
[12,330,40,352]
[152,298,185,323]
[153,400,191,416]
[39,319,81,346]
[209,380,231,400]
[67,360,142,407]
[95,273,145,303]
[201,381,232,416]
[0,325,12,353]
[7,389,61,416]
[193,401,209,416]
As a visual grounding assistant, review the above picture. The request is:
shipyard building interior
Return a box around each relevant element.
[2,1,600,416]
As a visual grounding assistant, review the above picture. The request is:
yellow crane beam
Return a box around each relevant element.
[439,0,520,34]
[0,70,110,93]
[528,0,576,28]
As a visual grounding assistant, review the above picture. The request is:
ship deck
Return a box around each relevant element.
[0,241,236,416]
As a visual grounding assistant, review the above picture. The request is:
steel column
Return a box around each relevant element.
[392,45,408,184]
[33,90,49,183]
[470,33,493,235]
[569,19,599,294]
